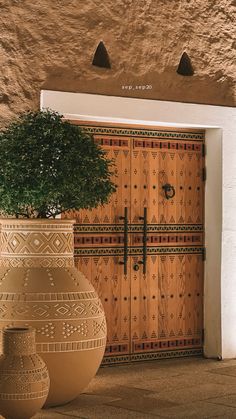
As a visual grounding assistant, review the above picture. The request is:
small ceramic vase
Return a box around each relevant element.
[0,327,50,419]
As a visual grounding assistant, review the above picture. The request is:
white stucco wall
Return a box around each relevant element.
[41,90,236,359]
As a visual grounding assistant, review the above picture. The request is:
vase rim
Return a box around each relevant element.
[0,218,76,225]
[3,326,34,333]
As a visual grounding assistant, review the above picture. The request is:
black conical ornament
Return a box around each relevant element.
[177,52,194,76]
[92,41,111,68]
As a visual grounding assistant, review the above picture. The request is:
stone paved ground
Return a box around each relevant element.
[8,357,236,418]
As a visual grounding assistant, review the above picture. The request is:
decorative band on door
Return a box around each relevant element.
[102,349,203,366]
[74,247,204,257]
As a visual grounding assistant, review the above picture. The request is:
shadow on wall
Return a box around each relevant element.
[41,67,236,107]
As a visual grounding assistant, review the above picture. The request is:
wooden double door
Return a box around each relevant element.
[65,122,205,364]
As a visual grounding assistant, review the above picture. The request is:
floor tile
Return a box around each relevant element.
[106,395,179,412]
[207,394,236,408]
[127,371,236,394]
[146,383,236,404]
[56,404,162,418]
[55,393,121,411]
[148,400,236,418]
[87,384,157,399]
[86,362,181,391]
[210,366,236,377]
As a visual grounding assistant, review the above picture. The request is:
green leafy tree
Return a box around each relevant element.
[0,110,116,218]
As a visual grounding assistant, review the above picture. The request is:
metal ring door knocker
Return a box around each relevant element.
[162,183,175,200]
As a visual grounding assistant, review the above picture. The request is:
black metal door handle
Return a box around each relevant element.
[162,183,175,200]
[139,207,147,275]
[119,207,128,275]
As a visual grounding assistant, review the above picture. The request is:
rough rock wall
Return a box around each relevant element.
[0,0,235,127]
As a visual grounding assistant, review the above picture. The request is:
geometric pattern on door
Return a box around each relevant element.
[63,122,205,364]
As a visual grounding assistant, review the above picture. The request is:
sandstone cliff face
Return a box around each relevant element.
[0,0,235,126]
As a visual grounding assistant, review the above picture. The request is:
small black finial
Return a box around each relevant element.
[177,52,194,76]
[92,41,111,69]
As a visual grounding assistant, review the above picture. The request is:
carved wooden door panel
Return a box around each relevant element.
[64,134,132,359]
[130,136,204,360]
[64,122,205,364]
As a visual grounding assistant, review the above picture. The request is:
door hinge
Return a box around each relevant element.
[202,143,206,157]
[202,167,207,182]
[202,247,206,261]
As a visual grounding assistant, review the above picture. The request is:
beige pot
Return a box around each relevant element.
[0,327,50,419]
[0,219,106,407]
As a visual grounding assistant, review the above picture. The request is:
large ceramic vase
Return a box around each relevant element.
[0,327,50,419]
[0,219,107,407]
